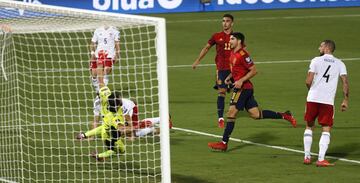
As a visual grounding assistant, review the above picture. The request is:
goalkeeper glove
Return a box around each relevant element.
[99,86,111,99]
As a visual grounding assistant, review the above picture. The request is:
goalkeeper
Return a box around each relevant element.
[77,86,126,162]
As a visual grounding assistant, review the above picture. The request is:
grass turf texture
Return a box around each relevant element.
[162,7,360,183]
[0,7,359,183]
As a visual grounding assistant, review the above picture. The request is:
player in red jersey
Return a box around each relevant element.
[192,14,234,128]
[208,32,297,151]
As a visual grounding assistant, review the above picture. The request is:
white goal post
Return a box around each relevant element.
[0,1,170,182]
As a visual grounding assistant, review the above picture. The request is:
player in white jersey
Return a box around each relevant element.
[92,96,138,128]
[303,40,349,167]
[92,96,170,137]
[90,25,120,92]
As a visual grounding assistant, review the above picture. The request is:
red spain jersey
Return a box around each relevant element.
[229,48,254,89]
[208,31,232,70]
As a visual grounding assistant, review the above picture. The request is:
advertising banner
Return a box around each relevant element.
[19,0,360,14]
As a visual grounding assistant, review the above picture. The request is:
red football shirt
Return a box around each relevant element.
[229,48,254,89]
[208,31,231,70]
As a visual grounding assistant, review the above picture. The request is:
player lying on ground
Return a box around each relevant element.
[121,117,172,138]
[80,116,171,141]
[208,32,297,151]
[81,95,172,140]
[77,87,126,162]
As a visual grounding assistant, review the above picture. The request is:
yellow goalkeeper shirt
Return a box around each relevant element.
[99,87,125,129]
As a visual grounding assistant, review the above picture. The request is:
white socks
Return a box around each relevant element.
[303,129,331,161]
[135,127,155,137]
[91,77,99,92]
[104,74,109,86]
[318,132,330,161]
[92,75,109,92]
[303,129,313,159]
[142,117,160,125]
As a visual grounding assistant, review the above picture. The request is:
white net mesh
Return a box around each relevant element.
[0,1,168,182]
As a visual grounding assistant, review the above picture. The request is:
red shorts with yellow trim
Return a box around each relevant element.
[304,102,334,127]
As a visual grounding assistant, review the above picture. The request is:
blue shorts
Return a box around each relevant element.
[216,70,231,89]
[230,89,258,111]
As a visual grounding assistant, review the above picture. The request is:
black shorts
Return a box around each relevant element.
[230,89,258,111]
[216,70,231,89]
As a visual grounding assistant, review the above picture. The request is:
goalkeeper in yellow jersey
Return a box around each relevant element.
[76,86,126,162]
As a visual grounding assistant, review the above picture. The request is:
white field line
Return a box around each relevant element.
[167,14,360,23]
[20,57,360,73]
[0,178,17,183]
[168,57,360,68]
[173,127,360,165]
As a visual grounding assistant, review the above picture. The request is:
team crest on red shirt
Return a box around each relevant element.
[245,57,252,63]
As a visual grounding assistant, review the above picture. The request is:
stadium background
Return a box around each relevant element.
[9,0,360,182]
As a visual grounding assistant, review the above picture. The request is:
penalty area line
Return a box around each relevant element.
[172,127,360,165]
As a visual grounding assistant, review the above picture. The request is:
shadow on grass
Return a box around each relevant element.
[327,142,360,162]
[172,173,216,183]
[243,131,279,145]
[227,143,251,152]
[226,131,279,152]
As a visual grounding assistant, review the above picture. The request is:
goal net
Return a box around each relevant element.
[0,1,170,183]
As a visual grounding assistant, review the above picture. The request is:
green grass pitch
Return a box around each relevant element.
[161,7,360,183]
[1,6,360,183]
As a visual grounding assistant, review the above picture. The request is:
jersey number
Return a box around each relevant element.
[104,38,107,44]
[224,43,231,50]
[322,65,331,83]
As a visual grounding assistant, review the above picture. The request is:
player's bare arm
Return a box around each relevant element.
[90,41,97,61]
[234,65,257,89]
[225,73,233,85]
[305,72,315,90]
[114,41,120,63]
[121,116,136,140]
[340,74,349,111]
[192,43,212,69]
[0,24,12,33]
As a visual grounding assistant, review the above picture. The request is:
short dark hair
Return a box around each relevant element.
[108,92,122,113]
[323,40,336,52]
[231,32,245,44]
[223,14,234,21]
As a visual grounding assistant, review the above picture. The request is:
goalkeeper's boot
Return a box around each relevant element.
[316,159,334,167]
[280,111,297,128]
[208,141,227,151]
[91,151,105,162]
[304,157,311,165]
[76,132,87,140]
[218,118,225,128]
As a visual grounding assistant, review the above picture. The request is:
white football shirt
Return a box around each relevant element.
[93,97,135,117]
[121,98,136,117]
[306,54,347,105]
[91,26,120,59]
